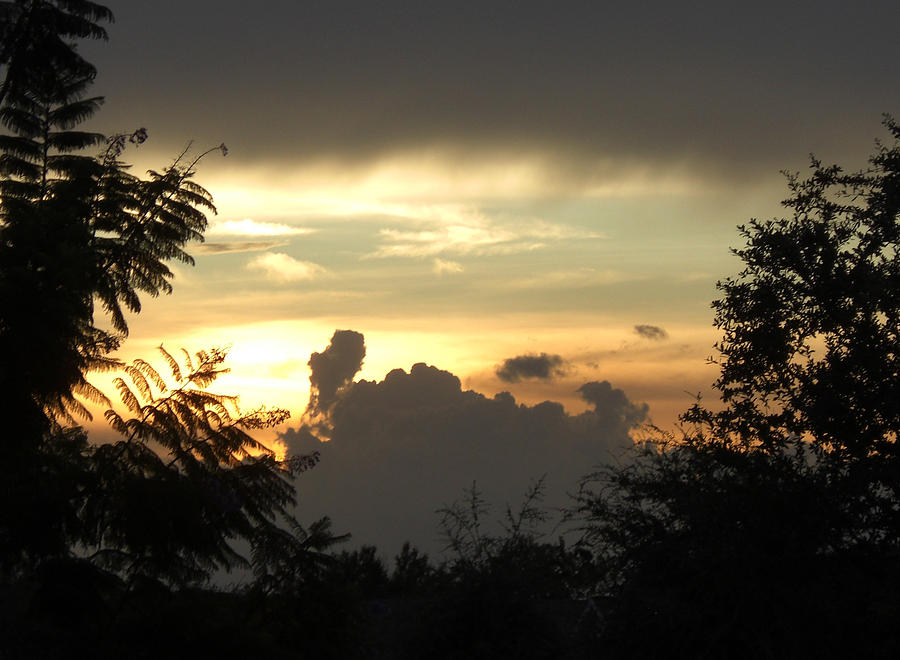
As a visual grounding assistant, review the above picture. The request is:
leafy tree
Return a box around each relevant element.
[0,0,234,575]
[575,119,900,658]
[251,515,350,594]
[81,346,318,585]
[411,481,592,659]
[0,0,323,597]
[686,116,900,459]
[0,6,354,658]
[389,542,437,595]
[0,0,112,108]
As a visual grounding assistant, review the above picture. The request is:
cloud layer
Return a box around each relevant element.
[90,1,899,181]
[281,331,647,555]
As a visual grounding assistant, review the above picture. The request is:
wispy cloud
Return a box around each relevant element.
[433,258,463,275]
[195,240,286,254]
[209,218,315,236]
[368,206,602,258]
[504,268,641,289]
[247,252,327,282]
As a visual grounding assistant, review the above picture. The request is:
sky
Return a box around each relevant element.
[78,1,899,555]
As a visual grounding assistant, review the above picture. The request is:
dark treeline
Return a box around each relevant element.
[2,2,900,658]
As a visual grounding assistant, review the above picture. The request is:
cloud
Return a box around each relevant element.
[634,324,669,341]
[496,353,569,383]
[578,381,648,427]
[370,210,601,259]
[247,253,326,282]
[306,330,366,425]
[194,240,286,254]
[281,331,647,556]
[433,258,463,275]
[503,268,637,290]
[97,2,898,193]
[208,218,315,236]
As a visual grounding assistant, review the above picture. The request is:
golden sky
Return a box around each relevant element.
[75,0,899,553]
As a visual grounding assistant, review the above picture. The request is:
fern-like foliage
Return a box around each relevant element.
[250,515,350,595]
[0,1,225,428]
[80,346,318,585]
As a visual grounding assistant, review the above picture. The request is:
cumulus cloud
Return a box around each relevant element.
[281,331,647,556]
[496,353,569,383]
[634,324,669,340]
[247,252,326,282]
[306,330,366,425]
[209,218,315,236]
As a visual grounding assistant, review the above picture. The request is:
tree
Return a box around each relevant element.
[575,119,900,658]
[686,116,900,460]
[0,0,231,573]
[81,346,320,584]
[0,0,112,108]
[0,7,350,658]
[0,1,323,596]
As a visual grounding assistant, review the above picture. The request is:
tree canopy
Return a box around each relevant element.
[0,0,325,593]
[576,118,900,658]
[686,117,900,459]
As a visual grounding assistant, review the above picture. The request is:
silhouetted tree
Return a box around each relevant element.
[575,118,900,658]
[400,480,585,659]
[686,116,900,460]
[0,5,348,657]
[389,542,437,595]
[81,346,319,584]
[0,0,112,108]
[0,0,234,575]
[251,515,349,594]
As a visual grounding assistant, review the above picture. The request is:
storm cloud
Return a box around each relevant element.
[85,2,900,180]
[496,353,569,383]
[282,332,647,556]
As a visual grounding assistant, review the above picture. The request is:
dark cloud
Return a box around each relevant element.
[193,241,285,254]
[306,330,365,424]
[282,332,647,556]
[634,325,668,341]
[496,353,568,383]
[84,2,900,179]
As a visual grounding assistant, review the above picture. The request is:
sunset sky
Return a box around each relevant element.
[77,1,899,553]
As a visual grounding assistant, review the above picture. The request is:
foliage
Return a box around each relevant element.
[0,3,363,657]
[251,514,349,594]
[0,0,321,592]
[0,0,228,436]
[82,346,319,584]
[389,541,438,595]
[686,116,900,458]
[399,481,596,659]
[0,0,112,108]
[575,119,900,657]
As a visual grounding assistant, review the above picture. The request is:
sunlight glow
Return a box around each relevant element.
[204,152,706,222]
